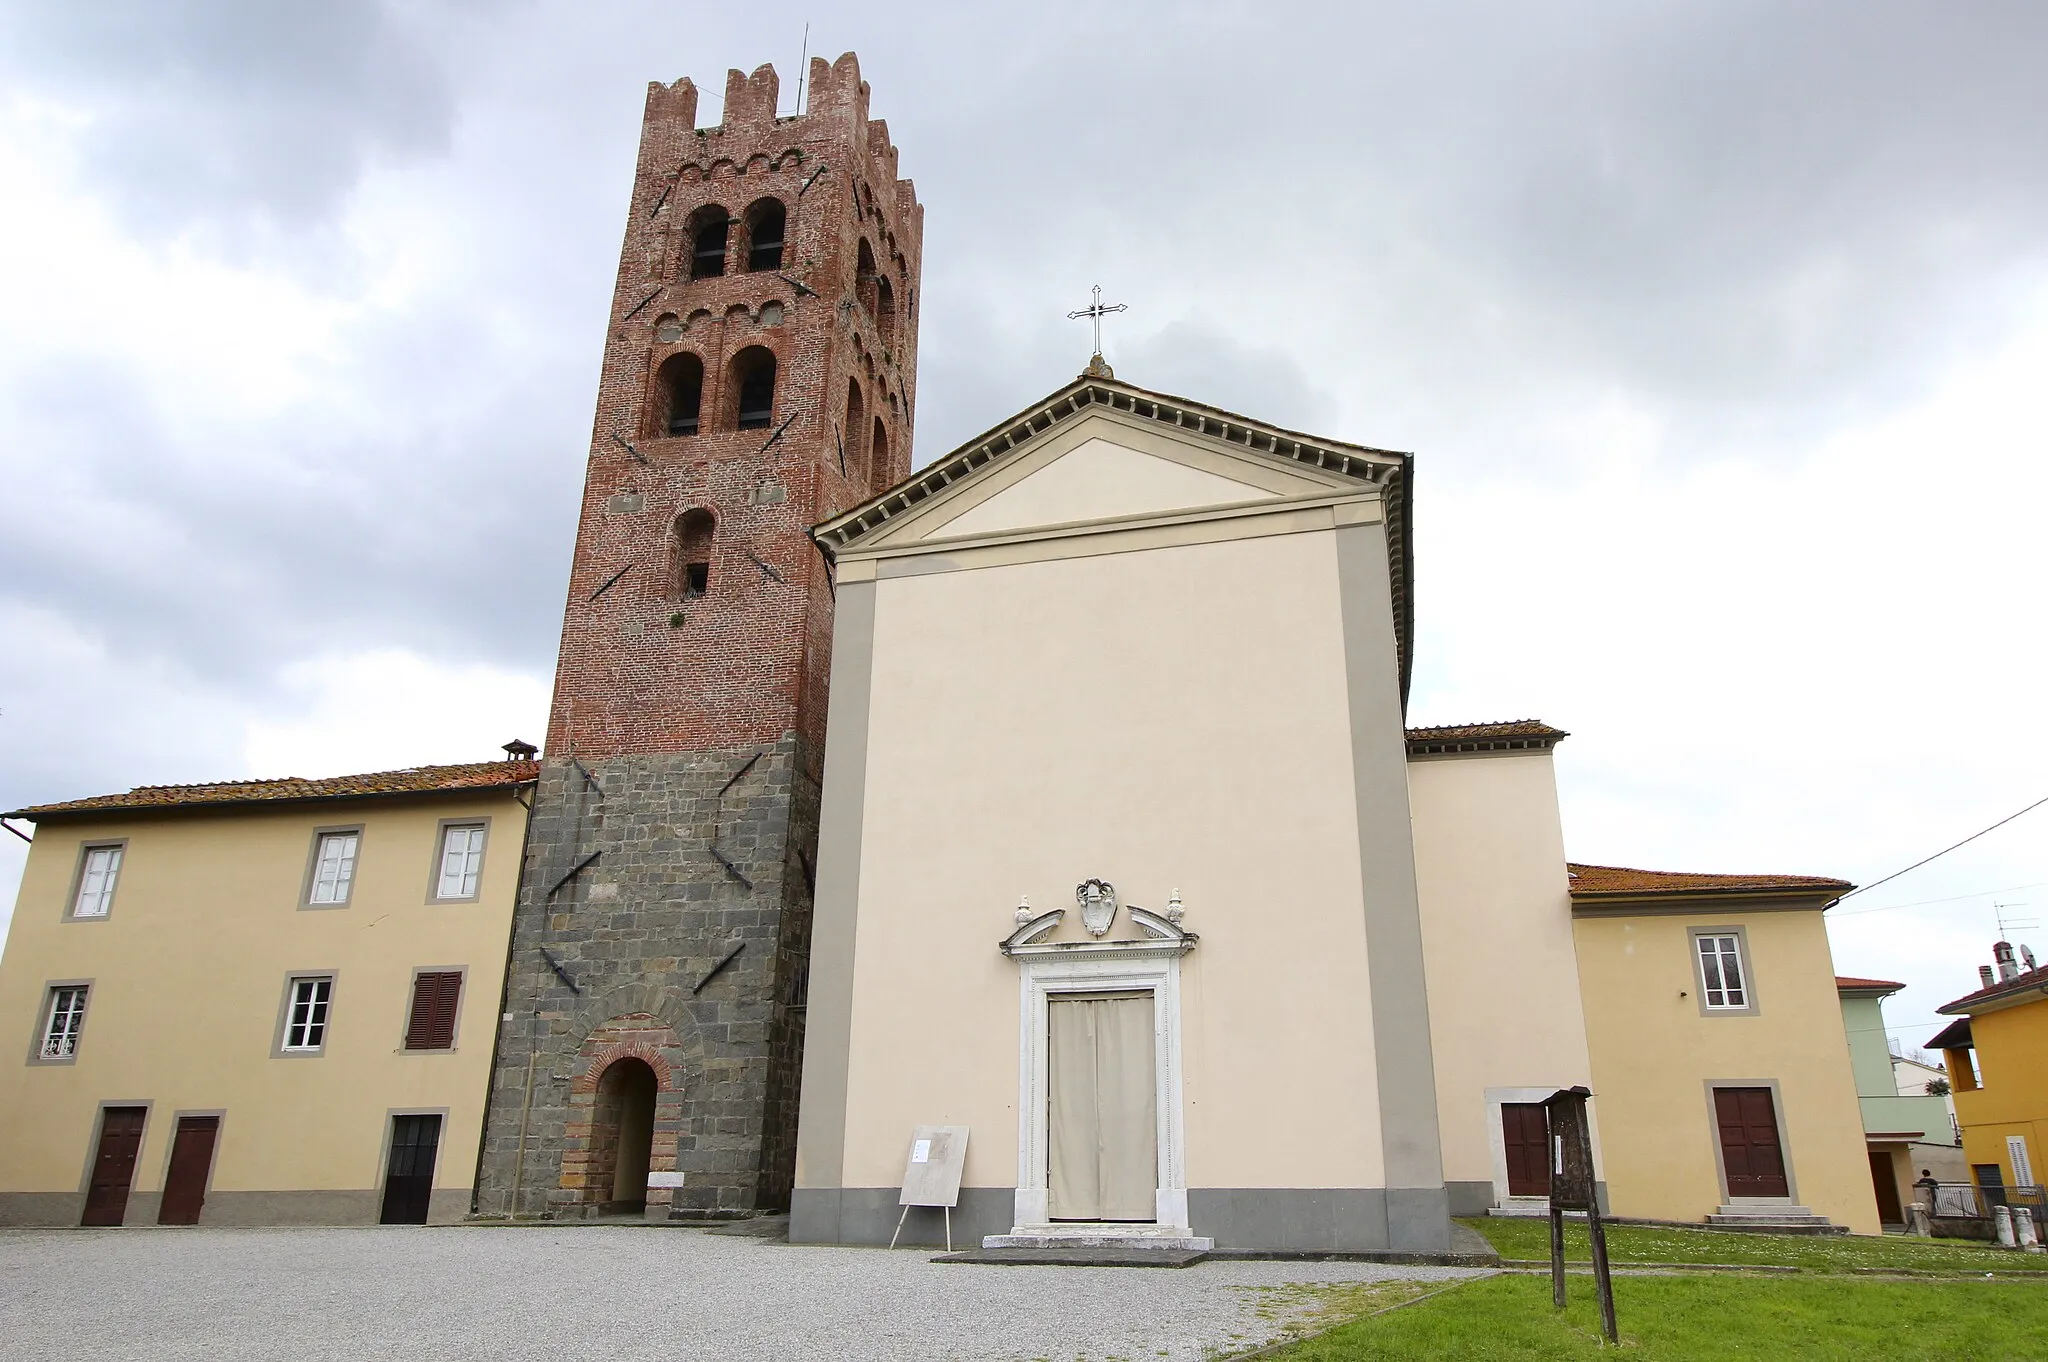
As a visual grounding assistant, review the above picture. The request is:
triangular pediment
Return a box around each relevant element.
[813,373,1415,702]
[926,433,1285,540]
[819,377,1403,553]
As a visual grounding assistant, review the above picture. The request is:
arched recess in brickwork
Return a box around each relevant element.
[560,1013,691,1216]
[870,418,890,488]
[874,275,896,348]
[742,198,785,272]
[653,353,704,438]
[855,239,880,319]
[843,380,866,474]
[731,346,777,430]
[686,205,731,279]
[673,509,715,599]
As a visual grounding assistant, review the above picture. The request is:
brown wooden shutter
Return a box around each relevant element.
[405,972,463,1050]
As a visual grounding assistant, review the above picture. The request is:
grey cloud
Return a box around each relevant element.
[883,1,2048,454]
[0,0,478,238]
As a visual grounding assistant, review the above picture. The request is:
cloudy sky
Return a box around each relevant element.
[2,1,2045,1053]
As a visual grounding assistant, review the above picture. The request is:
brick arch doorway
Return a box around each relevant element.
[594,1057,658,1215]
[562,1013,688,1219]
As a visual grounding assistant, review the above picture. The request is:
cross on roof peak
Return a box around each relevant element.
[1067,285,1127,378]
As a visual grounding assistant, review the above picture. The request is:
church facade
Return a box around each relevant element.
[789,373,1881,1249]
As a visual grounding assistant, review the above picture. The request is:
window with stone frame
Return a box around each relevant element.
[282,976,334,1053]
[40,985,88,1059]
[71,844,122,918]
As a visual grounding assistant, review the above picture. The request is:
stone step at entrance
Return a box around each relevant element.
[935,1246,1208,1267]
[983,1226,1215,1253]
[1705,1204,1842,1233]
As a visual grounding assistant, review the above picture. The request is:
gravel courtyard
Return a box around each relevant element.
[0,1224,1485,1361]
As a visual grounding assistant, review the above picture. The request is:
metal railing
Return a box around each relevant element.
[1924,1182,2046,1218]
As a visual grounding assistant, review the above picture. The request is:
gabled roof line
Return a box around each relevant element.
[811,374,1408,554]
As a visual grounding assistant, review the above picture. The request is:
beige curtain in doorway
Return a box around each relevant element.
[1048,992,1157,1221]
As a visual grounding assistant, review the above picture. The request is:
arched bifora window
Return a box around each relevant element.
[674,509,715,599]
[655,353,703,437]
[732,347,776,430]
[843,380,865,472]
[870,417,889,486]
[744,198,786,272]
[688,207,730,280]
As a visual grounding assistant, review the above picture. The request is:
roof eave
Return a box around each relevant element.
[1570,887,1847,913]
[7,776,538,823]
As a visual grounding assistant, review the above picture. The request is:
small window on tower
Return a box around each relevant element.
[744,198,785,272]
[732,347,776,430]
[688,208,730,279]
[656,353,703,437]
[870,418,890,487]
[674,509,715,600]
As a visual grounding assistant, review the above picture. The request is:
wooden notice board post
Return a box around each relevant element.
[889,1125,969,1252]
[1543,1086,1616,1343]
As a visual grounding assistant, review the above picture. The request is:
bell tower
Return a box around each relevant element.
[476,54,922,1220]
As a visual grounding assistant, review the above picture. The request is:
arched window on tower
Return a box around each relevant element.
[655,353,703,437]
[870,417,889,487]
[673,509,716,599]
[732,347,776,430]
[855,239,880,319]
[743,198,785,272]
[874,276,896,348]
[688,207,730,280]
[843,379,865,475]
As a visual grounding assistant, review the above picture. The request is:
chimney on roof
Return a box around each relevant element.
[1979,965,1997,989]
[1995,940,2020,982]
[502,739,538,762]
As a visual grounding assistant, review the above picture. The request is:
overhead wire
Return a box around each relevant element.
[1832,879,2048,918]
[1832,793,2048,905]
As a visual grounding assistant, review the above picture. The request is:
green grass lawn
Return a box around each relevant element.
[1257,1272,2048,1360]
[1460,1215,2038,1273]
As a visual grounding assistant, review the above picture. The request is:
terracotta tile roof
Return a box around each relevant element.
[1835,975,1906,994]
[1936,963,2048,1016]
[6,760,541,820]
[1567,863,1853,900]
[1405,720,1569,755]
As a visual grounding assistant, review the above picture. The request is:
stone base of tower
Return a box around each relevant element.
[473,744,818,1221]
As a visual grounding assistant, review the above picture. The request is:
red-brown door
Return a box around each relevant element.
[1868,1150,1904,1224]
[1502,1102,1552,1197]
[82,1107,147,1226]
[158,1116,220,1225]
[1714,1087,1789,1198]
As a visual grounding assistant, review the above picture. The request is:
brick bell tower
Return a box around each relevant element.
[476,54,921,1220]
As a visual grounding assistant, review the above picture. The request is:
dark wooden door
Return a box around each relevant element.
[379,1114,442,1225]
[1502,1103,1552,1197]
[1867,1150,1903,1224]
[82,1107,147,1226]
[158,1116,220,1225]
[1714,1087,1789,1198]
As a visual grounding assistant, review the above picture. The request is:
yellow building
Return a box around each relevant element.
[0,757,535,1227]
[1570,864,1880,1234]
[1932,942,2048,1203]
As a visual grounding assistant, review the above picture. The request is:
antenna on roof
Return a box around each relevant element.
[791,22,810,116]
[1994,902,2039,937]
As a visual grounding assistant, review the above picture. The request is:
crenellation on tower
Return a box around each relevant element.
[474,52,921,1223]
